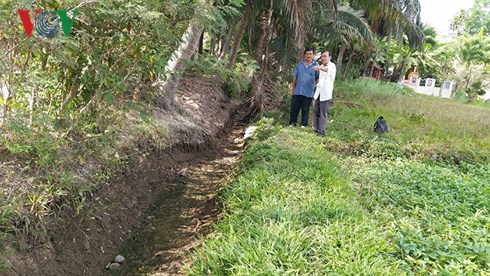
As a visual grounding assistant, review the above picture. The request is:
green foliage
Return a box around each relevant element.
[465,80,487,103]
[0,0,196,246]
[188,54,258,98]
[1,0,191,123]
[422,24,438,48]
[456,32,490,67]
[451,0,490,35]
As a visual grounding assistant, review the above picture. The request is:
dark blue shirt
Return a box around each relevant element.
[292,61,319,98]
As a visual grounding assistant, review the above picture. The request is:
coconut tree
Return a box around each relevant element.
[310,6,373,77]
[348,0,424,81]
[350,0,424,48]
[245,0,321,113]
[227,8,252,69]
[157,0,243,110]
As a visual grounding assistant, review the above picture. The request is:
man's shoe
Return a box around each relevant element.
[300,126,306,128]
[317,133,325,138]
[312,126,318,133]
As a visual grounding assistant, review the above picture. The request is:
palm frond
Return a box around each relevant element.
[282,0,313,50]
[336,6,373,43]
[312,6,373,46]
[350,0,424,48]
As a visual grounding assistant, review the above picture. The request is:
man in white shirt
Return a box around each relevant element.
[312,51,336,137]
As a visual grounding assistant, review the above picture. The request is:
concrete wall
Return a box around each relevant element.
[413,86,452,98]
[413,84,490,101]
[484,90,490,101]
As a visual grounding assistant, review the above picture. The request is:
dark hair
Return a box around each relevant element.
[304,47,314,54]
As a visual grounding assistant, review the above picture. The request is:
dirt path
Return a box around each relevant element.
[106,124,246,275]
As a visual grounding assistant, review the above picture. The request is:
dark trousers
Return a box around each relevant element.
[289,95,313,126]
[312,99,331,136]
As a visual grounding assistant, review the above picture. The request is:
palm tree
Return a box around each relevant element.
[245,0,321,113]
[157,0,242,110]
[227,8,251,69]
[311,6,373,76]
[350,0,424,48]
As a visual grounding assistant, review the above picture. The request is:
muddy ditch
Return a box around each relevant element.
[1,76,251,275]
[108,124,246,275]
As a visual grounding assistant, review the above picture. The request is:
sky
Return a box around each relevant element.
[419,0,475,35]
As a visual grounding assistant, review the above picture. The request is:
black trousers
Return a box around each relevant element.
[313,99,331,136]
[289,95,313,126]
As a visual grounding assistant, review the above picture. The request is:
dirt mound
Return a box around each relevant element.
[1,76,242,275]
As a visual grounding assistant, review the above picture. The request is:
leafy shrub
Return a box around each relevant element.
[188,54,258,98]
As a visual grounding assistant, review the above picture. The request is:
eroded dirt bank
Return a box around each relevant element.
[112,124,245,275]
[1,76,248,275]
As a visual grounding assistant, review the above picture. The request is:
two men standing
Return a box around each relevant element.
[289,48,336,137]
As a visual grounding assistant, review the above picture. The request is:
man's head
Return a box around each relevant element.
[321,51,331,65]
[304,47,314,62]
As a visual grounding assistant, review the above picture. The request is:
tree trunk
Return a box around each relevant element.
[336,42,346,77]
[451,76,460,99]
[157,20,205,110]
[210,34,216,56]
[398,62,406,83]
[384,36,392,77]
[60,74,80,114]
[219,26,234,60]
[464,66,472,89]
[363,58,371,77]
[0,82,8,124]
[227,9,249,69]
[198,32,204,55]
[250,7,273,113]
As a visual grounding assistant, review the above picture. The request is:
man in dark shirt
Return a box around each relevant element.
[290,48,319,127]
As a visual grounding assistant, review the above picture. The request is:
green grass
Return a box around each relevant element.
[329,80,489,163]
[188,130,406,274]
[187,79,490,274]
[342,156,490,274]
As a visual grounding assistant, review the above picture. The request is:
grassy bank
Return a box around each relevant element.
[187,79,490,274]
[0,108,164,249]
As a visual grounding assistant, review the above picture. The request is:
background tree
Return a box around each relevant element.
[455,32,490,88]
[451,0,490,35]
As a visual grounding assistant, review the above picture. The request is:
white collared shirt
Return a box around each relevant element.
[313,61,336,101]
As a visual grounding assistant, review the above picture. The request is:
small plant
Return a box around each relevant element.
[254,117,281,141]
[464,80,486,103]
